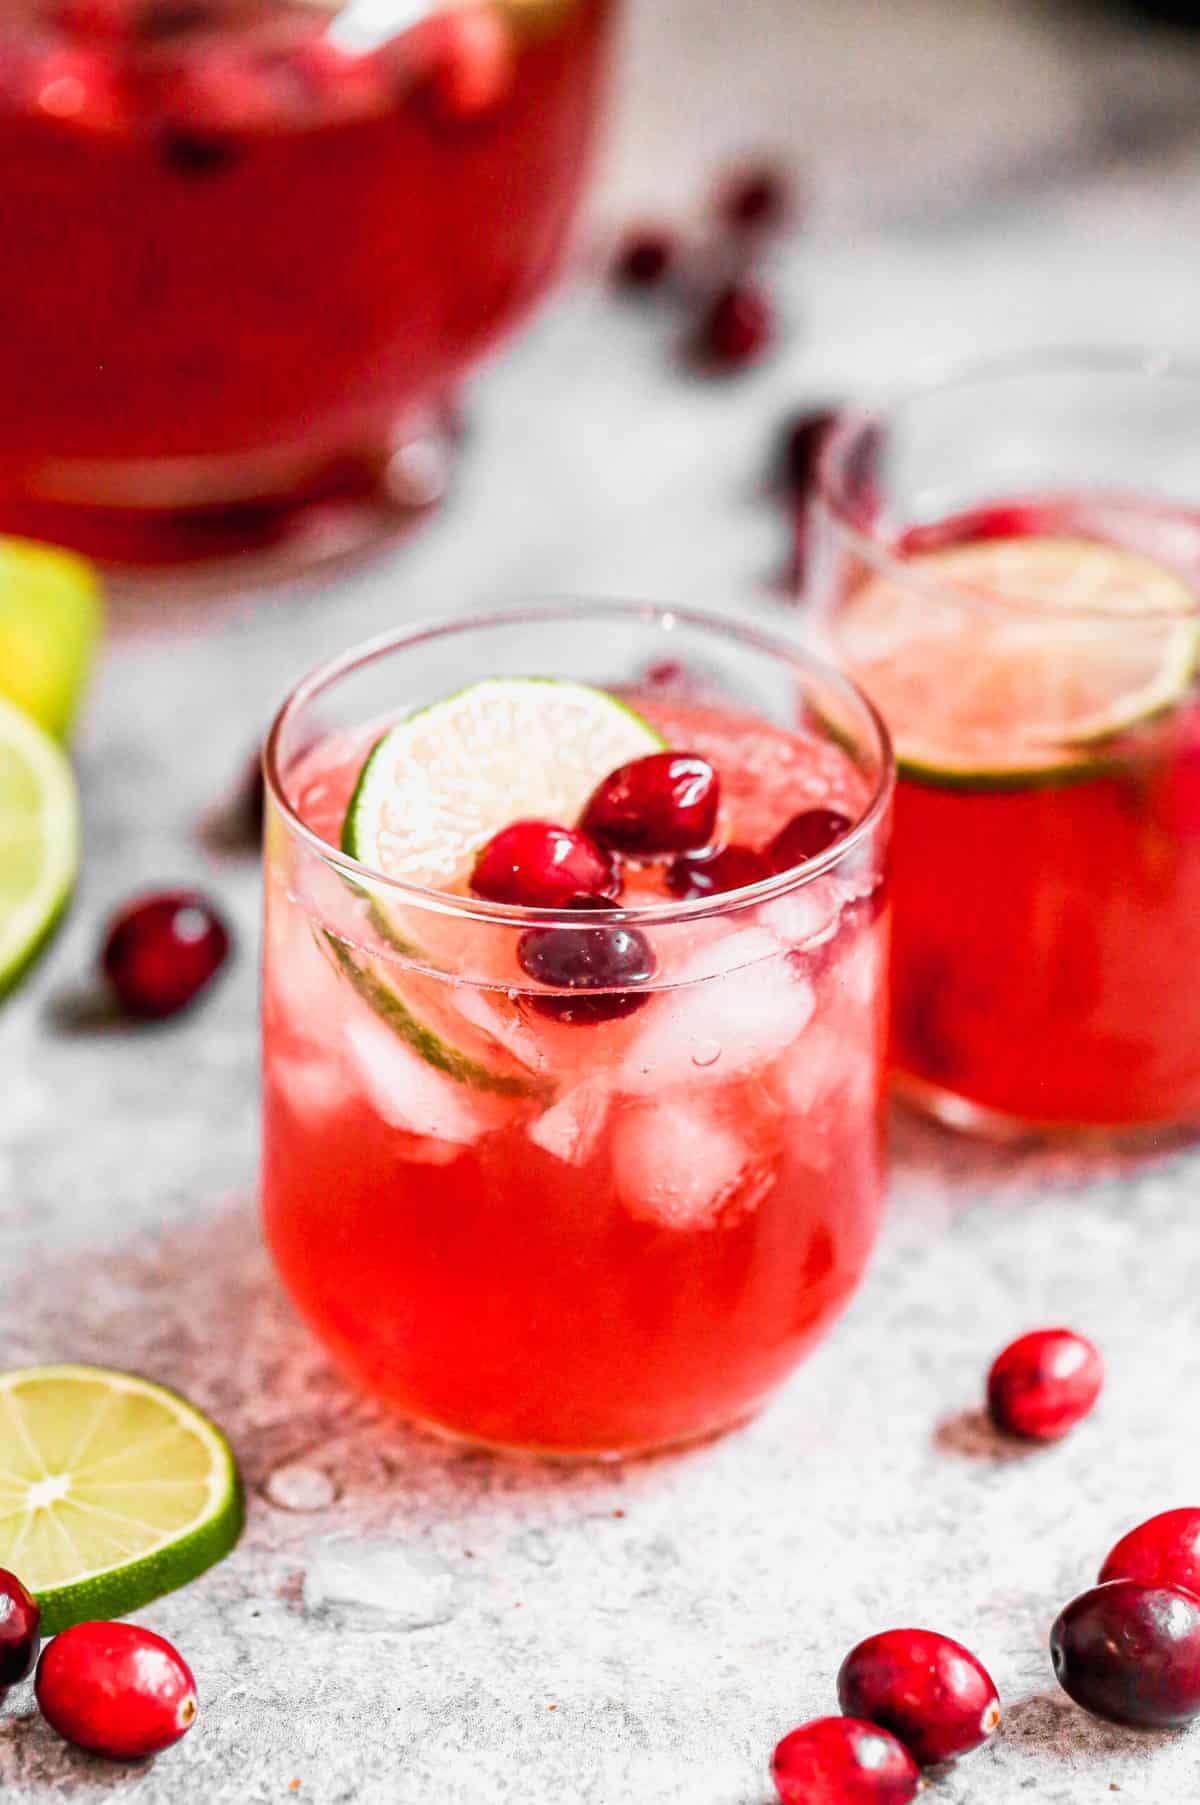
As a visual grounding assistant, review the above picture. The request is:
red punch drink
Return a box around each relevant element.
[814,354,1200,1136]
[0,1,616,561]
[261,607,892,1454]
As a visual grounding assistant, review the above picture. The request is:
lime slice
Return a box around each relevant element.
[0,696,79,999]
[0,538,101,740]
[838,537,1199,786]
[0,1364,243,1635]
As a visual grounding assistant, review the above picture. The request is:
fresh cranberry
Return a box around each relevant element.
[582,753,719,856]
[772,1717,920,1805]
[1051,1581,1200,1729]
[774,407,839,502]
[0,1570,40,1690]
[837,1628,1001,1766]
[1101,1510,1200,1596]
[102,891,231,1019]
[518,922,655,1025]
[986,1327,1103,1441]
[613,228,675,291]
[768,809,853,871]
[471,821,620,908]
[692,280,775,372]
[667,843,772,899]
[31,47,123,129]
[717,161,794,234]
[36,1622,198,1760]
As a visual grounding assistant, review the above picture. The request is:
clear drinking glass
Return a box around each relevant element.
[262,603,893,1455]
[0,1,617,564]
[811,349,1200,1138]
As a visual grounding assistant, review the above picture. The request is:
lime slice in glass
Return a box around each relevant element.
[838,536,1199,786]
[0,696,79,1000]
[0,538,101,740]
[0,1364,244,1635]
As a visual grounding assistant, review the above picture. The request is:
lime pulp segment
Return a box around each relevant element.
[0,696,79,999]
[0,536,101,740]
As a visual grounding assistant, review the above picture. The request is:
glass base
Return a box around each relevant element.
[406,1400,764,1465]
[894,1068,1200,1153]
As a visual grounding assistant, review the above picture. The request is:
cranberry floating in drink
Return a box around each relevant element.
[261,605,892,1454]
[0,0,618,563]
[814,352,1200,1135]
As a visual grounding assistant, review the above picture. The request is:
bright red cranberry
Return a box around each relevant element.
[102,891,231,1019]
[1101,1510,1200,1596]
[837,1628,1001,1766]
[772,1717,920,1805]
[613,228,675,291]
[582,753,719,857]
[768,809,853,871]
[1051,1582,1200,1729]
[471,820,620,908]
[667,843,772,899]
[718,161,794,234]
[775,407,839,502]
[692,280,775,372]
[518,923,655,1025]
[36,1622,198,1760]
[0,1570,40,1690]
[986,1327,1103,1442]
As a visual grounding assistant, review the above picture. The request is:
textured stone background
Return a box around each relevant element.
[5,1,1200,1798]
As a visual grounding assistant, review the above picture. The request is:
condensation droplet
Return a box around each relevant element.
[692,1040,722,1069]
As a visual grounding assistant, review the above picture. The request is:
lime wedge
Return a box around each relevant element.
[0,697,79,1000]
[0,538,101,740]
[0,1365,243,1635]
[838,537,1199,786]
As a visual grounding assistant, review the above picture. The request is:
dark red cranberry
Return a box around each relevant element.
[0,1570,40,1690]
[471,820,620,908]
[582,753,719,856]
[102,891,230,1019]
[774,407,839,502]
[768,808,853,871]
[717,161,794,234]
[692,280,775,372]
[667,843,772,899]
[1101,1510,1200,1596]
[772,1717,920,1805]
[837,1628,1000,1766]
[613,228,675,291]
[986,1327,1103,1442]
[36,1621,198,1759]
[1051,1582,1200,1729]
[518,923,655,1025]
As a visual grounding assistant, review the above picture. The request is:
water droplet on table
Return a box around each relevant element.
[264,1461,339,1514]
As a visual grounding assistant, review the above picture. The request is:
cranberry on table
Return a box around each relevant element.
[986,1327,1103,1441]
[772,1717,921,1805]
[667,843,773,900]
[470,820,620,908]
[36,1622,198,1760]
[768,808,853,871]
[692,279,775,372]
[0,1569,40,1690]
[518,922,655,1025]
[717,161,794,234]
[612,227,676,291]
[1100,1509,1200,1596]
[837,1627,1001,1766]
[1050,1581,1200,1729]
[102,891,231,1020]
[583,752,719,856]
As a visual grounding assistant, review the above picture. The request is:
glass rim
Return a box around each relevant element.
[815,344,1200,624]
[263,599,894,929]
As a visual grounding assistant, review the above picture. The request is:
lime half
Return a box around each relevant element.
[0,1365,243,1635]
[839,536,1199,785]
[0,696,79,1000]
[0,537,101,740]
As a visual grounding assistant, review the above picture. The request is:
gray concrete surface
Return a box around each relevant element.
[5,2,1200,1797]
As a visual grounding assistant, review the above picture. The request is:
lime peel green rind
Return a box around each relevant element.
[0,697,79,1000]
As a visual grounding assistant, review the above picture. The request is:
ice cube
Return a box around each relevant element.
[773,1021,874,1120]
[527,1081,610,1166]
[613,1099,776,1229]
[621,939,815,1094]
[343,1014,497,1144]
[304,1537,459,1630]
[759,882,840,952]
[268,1050,351,1123]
